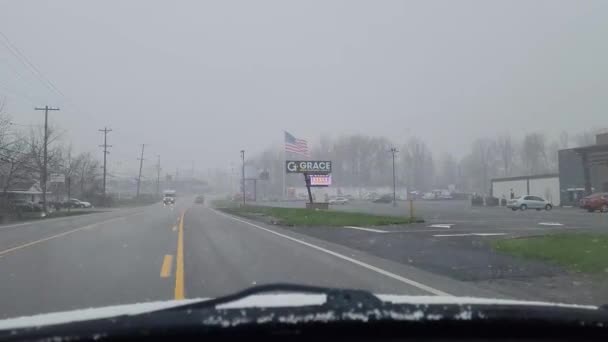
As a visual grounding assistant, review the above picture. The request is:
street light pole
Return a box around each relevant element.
[389,147,398,207]
[240,150,245,206]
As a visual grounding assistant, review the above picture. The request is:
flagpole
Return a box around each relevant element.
[282,132,286,200]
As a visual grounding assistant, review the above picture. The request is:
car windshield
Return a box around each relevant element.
[0,0,606,329]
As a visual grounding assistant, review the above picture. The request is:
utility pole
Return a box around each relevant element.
[156,155,161,197]
[136,144,145,198]
[34,106,60,213]
[240,150,245,206]
[389,147,398,207]
[99,127,112,206]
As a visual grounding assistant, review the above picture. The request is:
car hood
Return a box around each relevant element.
[0,295,598,331]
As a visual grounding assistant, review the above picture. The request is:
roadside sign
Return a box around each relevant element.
[285,160,332,174]
[50,174,65,183]
[309,174,331,187]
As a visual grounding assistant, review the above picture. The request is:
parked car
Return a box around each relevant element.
[579,193,608,213]
[328,197,349,205]
[65,198,92,208]
[373,194,393,203]
[195,195,205,204]
[507,196,553,211]
[364,192,380,201]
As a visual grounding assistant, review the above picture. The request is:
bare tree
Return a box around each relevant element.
[73,152,101,198]
[469,138,497,195]
[546,140,560,172]
[573,131,595,147]
[400,137,434,191]
[27,125,64,183]
[521,133,549,175]
[436,153,458,188]
[0,137,32,200]
[559,131,569,149]
[495,135,516,177]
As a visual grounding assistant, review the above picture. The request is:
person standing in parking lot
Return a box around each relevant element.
[510,189,515,199]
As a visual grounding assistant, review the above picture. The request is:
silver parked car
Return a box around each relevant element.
[328,197,349,205]
[507,196,553,211]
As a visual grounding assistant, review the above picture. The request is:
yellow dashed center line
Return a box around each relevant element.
[160,254,173,278]
[174,211,186,299]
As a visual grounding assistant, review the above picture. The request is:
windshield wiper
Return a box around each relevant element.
[159,283,383,312]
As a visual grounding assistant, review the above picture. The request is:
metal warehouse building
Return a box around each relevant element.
[558,133,608,206]
[492,174,560,206]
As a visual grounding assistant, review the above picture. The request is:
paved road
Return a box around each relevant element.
[0,201,501,319]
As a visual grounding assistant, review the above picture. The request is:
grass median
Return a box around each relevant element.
[493,233,608,275]
[218,205,417,226]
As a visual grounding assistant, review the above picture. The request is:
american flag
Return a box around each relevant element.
[284,131,309,157]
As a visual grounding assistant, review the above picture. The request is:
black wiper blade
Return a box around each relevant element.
[159,283,383,312]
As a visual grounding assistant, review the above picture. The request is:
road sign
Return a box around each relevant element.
[50,174,65,183]
[309,174,331,187]
[286,160,332,174]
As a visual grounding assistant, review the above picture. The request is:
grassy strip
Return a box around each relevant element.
[0,210,98,224]
[210,199,240,209]
[221,205,416,226]
[493,234,608,274]
[47,210,100,218]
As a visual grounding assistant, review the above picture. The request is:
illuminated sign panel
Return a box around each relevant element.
[309,174,331,187]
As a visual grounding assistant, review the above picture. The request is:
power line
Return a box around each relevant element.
[0,30,65,99]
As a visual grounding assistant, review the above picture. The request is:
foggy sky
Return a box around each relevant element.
[1,0,607,177]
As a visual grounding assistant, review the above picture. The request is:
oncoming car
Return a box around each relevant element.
[507,195,553,211]
[162,190,176,205]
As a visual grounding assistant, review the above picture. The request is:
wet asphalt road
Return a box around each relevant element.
[0,201,501,319]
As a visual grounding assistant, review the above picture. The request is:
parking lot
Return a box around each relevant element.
[255,199,608,304]
[262,199,608,233]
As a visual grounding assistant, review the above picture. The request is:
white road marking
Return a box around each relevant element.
[343,226,388,233]
[211,209,451,296]
[538,222,563,226]
[0,216,131,257]
[427,224,454,229]
[433,233,507,237]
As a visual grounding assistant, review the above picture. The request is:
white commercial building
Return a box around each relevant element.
[491,174,560,206]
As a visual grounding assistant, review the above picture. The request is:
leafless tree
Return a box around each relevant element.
[559,131,569,149]
[0,137,32,201]
[495,135,516,177]
[573,131,595,147]
[468,138,497,194]
[400,137,434,191]
[436,153,458,188]
[521,133,549,175]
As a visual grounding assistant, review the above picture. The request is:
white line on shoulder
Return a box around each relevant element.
[211,209,450,296]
